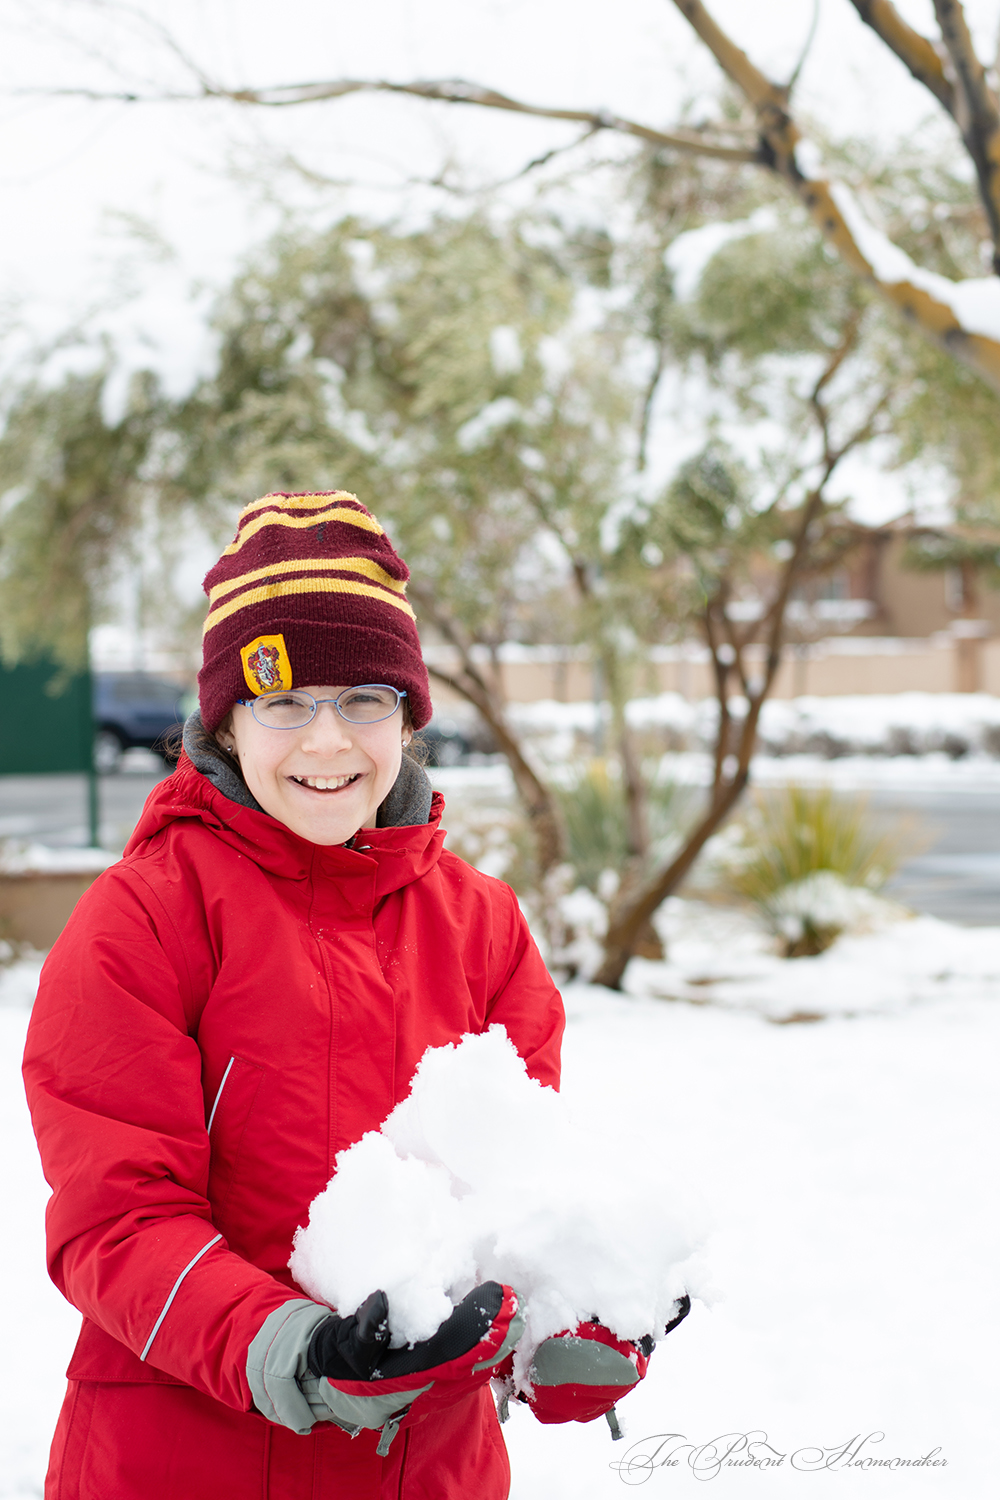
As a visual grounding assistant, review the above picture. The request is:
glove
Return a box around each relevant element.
[307,1288,391,1378]
[500,1294,691,1439]
[247,1281,523,1454]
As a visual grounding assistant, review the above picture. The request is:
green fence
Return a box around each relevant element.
[0,661,98,843]
[0,662,93,774]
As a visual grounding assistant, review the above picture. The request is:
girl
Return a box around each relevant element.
[23,491,565,1499]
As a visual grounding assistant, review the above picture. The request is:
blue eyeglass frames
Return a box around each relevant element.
[236,685,407,729]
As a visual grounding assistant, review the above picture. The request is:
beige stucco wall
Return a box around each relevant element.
[0,871,101,949]
[875,534,1000,637]
[426,635,1000,706]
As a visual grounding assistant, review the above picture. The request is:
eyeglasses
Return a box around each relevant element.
[237,685,407,730]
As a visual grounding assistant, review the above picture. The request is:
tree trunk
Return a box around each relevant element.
[592,774,747,988]
[593,481,830,989]
[424,662,566,877]
[602,651,649,862]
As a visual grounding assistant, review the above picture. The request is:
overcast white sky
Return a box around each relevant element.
[2,0,998,533]
[3,1,996,328]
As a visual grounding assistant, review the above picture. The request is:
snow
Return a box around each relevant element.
[0,842,118,875]
[830,182,1000,343]
[496,691,1000,780]
[664,210,778,302]
[456,396,523,451]
[759,870,900,949]
[628,898,1000,1021]
[502,983,998,1496]
[3,901,998,1495]
[0,1001,80,1498]
[748,752,1000,792]
[0,955,44,1010]
[511,689,1000,752]
[666,175,1000,359]
[289,1027,702,1384]
[757,691,1000,757]
[490,326,524,376]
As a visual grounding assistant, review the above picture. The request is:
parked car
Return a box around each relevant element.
[93,673,187,773]
[417,716,498,767]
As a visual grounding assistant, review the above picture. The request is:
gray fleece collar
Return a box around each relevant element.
[181,711,433,829]
[183,711,263,811]
[375,749,435,827]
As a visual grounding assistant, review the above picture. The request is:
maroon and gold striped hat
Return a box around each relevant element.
[198,491,432,732]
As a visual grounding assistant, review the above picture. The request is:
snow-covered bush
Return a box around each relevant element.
[765,872,905,958]
[750,694,1000,760]
[512,692,1000,762]
[721,785,913,956]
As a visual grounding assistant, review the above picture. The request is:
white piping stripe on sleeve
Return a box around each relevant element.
[139,1234,223,1362]
[207,1057,235,1134]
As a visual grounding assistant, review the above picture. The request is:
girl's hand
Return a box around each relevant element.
[306,1288,391,1379]
[502,1295,691,1436]
[248,1283,524,1452]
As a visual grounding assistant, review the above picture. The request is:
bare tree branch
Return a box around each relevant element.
[31,3,1000,390]
[637,341,667,474]
[27,70,760,164]
[408,576,567,875]
[932,0,1000,272]
[671,0,800,146]
[465,124,603,190]
[847,1,956,113]
[784,0,821,99]
[852,0,1000,268]
[669,0,1000,394]
[423,659,566,876]
[592,294,889,991]
[812,311,863,412]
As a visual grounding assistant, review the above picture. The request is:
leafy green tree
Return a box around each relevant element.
[588,202,907,986]
[0,365,166,672]
[4,147,976,986]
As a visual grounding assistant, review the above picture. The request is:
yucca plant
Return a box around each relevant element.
[725,785,912,957]
[552,759,693,964]
[554,759,691,894]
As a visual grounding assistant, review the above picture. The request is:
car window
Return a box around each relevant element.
[103,675,181,706]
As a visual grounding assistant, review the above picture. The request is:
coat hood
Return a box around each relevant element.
[124,751,447,894]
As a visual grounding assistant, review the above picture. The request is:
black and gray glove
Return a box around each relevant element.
[247,1282,523,1453]
[306,1289,391,1379]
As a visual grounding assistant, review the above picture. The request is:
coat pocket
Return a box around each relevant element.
[206,1054,265,1215]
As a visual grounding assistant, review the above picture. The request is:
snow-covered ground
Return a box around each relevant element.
[504,977,998,1497]
[505,691,1000,772]
[2,912,996,1497]
[431,749,1000,808]
[628,899,1000,1020]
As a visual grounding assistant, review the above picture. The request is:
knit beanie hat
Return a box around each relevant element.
[198,491,432,733]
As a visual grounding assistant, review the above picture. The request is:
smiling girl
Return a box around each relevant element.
[23,491,565,1500]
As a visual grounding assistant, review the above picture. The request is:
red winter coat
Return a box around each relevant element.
[23,756,564,1500]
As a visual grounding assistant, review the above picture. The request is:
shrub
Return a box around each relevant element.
[723,785,913,956]
[554,759,691,895]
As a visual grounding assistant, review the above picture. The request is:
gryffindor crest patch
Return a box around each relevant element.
[240,634,293,696]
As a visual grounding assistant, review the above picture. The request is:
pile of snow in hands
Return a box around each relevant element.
[290,1027,704,1386]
